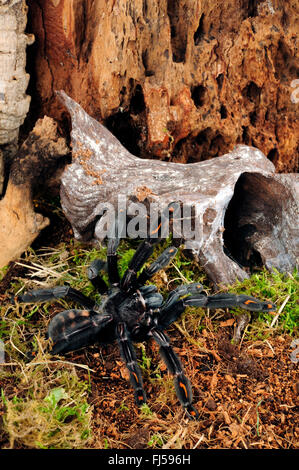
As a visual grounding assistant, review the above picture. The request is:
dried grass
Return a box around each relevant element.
[0,344,93,449]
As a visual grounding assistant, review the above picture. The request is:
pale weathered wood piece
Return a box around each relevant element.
[59,91,298,286]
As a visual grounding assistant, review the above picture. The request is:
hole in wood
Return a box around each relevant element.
[130,85,146,115]
[105,112,142,157]
[223,172,286,271]
[220,105,228,119]
[191,85,207,108]
[267,148,279,165]
[194,13,205,45]
[167,0,187,63]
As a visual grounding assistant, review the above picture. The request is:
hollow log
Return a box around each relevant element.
[58,91,298,286]
[0,116,69,268]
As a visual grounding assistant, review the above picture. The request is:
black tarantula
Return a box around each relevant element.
[12,220,276,419]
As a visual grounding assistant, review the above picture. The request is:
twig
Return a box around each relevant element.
[241,404,253,426]
[0,359,95,373]
[170,262,189,283]
[9,323,27,358]
[239,322,250,349]
[27,359,96,372]
[193,434,205,449]
[174,322,220,360]
[270,295,290,328]
[162,426,187,449]
[15,260,72,278]
[265,339,275,355]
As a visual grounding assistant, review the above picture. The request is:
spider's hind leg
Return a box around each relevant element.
[48,309,112,355]
[150,328,199,419]
[116,322,147,406]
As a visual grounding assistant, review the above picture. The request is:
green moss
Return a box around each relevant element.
[1,364,92,449]
[229,268,298,337]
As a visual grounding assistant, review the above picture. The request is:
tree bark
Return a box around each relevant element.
[27,0,299,172]
[0,0,34,194]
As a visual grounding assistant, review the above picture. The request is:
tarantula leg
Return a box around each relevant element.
[87,259,108,293]
[116,322,147,406]
[121,203,178,292]
[120,238,160,292]
[143,291,164,310]
[107,240,120,286]
[107,215,126,287]
[138,285,158,295]
[137,246,178,285]
[129,286,163,312]
[150,328,199,420]
[156,283,205,329]
[48,309,112,354]
[162,283,204,309]
[185,293,276,313]
[12,286,96,310]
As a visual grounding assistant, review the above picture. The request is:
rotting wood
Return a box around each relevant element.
[0,116,69,268]
[28,0,299,172]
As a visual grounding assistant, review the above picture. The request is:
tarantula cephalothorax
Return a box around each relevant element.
[12,228,276,419]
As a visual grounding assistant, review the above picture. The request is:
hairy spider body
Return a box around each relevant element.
[12,225,276,419]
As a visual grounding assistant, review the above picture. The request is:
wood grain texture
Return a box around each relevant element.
[59,91,298,286]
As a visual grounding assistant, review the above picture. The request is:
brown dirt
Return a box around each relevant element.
[1,300,297,448]
[71,328,298,449]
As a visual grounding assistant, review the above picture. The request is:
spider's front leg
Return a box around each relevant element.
[116,322,147,406]
[157,285,276,342]
[137,246,178,286]
[195,293,276,343]
[197,292,276,341]
[188,293,276,314]
[159,286,276,316]
[11,285,96,310]
[107,214,127,288]
[121,203,178,293]
[107,232,122,288]
[120,237,160,292]
[87,259,108,293]
[150,328,199,420]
